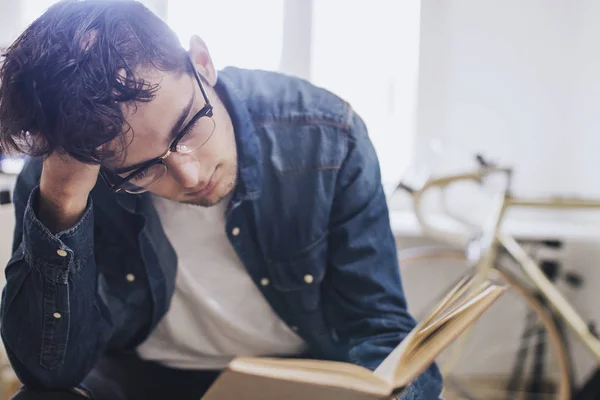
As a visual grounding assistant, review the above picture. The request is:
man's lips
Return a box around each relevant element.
[186,168,217,197]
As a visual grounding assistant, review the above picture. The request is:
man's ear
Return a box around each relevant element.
[188,35,217,87]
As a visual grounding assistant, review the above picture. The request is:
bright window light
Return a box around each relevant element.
[167,0,284,71]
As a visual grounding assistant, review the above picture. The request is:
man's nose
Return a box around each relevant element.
[166,153,208,189]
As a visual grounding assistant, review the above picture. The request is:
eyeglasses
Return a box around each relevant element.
[100,58,215,194]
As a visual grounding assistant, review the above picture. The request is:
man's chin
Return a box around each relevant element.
[175,172,237,207]
[181,184,234,207]
[182,196,224,207]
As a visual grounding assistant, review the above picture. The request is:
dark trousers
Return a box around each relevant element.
[11,351,221,400]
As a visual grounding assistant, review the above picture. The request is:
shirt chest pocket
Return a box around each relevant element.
[266,235,328,313]
[94,237,146,305]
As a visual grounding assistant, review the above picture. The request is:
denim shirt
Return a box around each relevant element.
[1,67,442,399]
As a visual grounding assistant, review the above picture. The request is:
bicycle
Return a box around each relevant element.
[393,153,600,400]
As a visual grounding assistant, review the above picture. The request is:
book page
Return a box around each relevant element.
[222,357,391,394]
[374,270,481,382]
[372,329,414,383]
[201,366,390,400]
[418,272,475,327]
[393,281,506,388]
[416,283,498,338]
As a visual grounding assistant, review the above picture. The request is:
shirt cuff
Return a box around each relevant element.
[21,186,94,283]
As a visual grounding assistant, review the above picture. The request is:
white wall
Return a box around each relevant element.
[0,205,14,287]
[570,0,600,200]
[0,0,168,48]
[406,0,600,386]
[0,0,23,48]
[415,0,600,226]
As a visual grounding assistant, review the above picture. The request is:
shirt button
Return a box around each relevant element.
[53,312,62,319]
[56,249,68,257]
[232,227,241,236]
[126,273,135,283]
[304,274,314,284]
[260,278,270,287]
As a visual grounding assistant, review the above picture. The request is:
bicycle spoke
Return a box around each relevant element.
[507,310,537,397]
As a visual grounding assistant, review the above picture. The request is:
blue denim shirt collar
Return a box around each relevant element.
[214,72,263,203]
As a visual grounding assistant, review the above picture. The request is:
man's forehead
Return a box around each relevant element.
[119,68,186,116]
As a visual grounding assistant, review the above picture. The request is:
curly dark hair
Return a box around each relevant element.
[0,0,188,163]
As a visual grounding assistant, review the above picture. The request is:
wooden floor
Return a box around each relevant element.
[0,365,20,400]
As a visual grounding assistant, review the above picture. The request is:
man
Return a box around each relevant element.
[0,1,442,399]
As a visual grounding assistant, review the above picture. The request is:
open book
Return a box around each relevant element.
[201,271,507,400]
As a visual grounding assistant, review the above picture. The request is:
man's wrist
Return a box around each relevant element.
[37,187,88,233]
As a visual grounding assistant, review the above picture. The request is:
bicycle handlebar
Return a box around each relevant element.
[396,155,513,247]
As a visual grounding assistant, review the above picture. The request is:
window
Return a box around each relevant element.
[167,0,284,72]
[310,1,422,194]
[21,0,170,34]
[22,0,57,26]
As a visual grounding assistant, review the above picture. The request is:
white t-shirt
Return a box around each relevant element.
[136,195,307,370]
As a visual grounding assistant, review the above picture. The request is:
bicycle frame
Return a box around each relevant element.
[406,165,600,363]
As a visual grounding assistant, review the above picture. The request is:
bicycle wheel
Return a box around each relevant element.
[398,246,572,400]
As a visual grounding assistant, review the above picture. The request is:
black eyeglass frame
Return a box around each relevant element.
[100,57,214,193]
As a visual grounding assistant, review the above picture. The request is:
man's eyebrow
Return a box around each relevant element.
[168,88,196,143]
[112,89,196,174]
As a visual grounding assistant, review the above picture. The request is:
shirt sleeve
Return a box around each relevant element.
[322,109,444,399]
[1,158,112,390]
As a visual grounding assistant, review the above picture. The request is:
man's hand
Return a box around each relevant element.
[38,152,100,233]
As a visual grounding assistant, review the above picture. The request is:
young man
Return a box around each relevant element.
[0,1,442,399]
